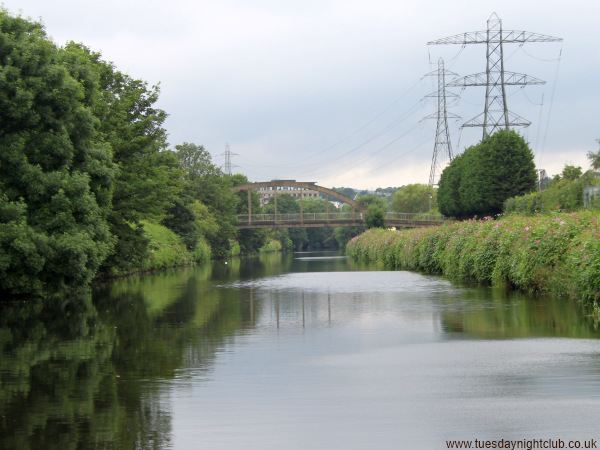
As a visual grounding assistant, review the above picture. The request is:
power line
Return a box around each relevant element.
[298,120,426,179]
[428,12,562,139]
[287,77,424,165]
[539,48,563,168]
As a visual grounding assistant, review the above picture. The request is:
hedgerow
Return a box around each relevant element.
[346,212,600,303]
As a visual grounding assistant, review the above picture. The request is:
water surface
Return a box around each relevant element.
[1,252,599,449]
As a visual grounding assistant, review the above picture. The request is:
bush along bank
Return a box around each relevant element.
[104,221,212,277]
[346,212,600,303]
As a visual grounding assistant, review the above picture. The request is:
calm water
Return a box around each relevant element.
[1,252,600,449]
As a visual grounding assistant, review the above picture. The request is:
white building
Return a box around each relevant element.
[258,180,321,206]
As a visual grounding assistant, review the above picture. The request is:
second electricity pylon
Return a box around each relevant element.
[423,58,460,186]
[428,12,562,138]
[221,143,238,176]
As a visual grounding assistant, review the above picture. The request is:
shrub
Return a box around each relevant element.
[260,239,283,253]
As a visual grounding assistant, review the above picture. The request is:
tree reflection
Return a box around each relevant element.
[440,287,600,339]
[0,263,258,449]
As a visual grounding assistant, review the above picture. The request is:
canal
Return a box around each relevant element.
[1,252,599,449]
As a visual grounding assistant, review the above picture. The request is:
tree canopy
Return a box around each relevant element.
[391,184,436,213]
[438,130,537,218]
[0,13,114,295]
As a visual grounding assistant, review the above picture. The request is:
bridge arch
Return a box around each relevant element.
[232,180,360,210]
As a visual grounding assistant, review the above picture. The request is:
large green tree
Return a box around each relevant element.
[439,130,536,218]
[0,13,115,296]
[60,43,184,273]
[174,143,238,257]
[391,184,436,213]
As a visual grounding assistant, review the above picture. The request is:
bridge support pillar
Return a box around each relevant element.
[247,190,252,225]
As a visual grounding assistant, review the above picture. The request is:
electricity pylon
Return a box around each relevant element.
[423,58,460,186]
[428,12,562,138]
[221,143,238,176]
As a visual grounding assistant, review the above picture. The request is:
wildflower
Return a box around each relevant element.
[524,226,530,232]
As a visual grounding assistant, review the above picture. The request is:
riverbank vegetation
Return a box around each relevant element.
[505,165,600,214]
[347,212,600,303]
[0,12,243,296]
[0,11,364,298]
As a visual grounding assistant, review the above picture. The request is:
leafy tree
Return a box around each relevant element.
[332,187,357,201]
[0,13,115,296]
[161,200,199,250]
[588,148,600,171]
[561,164,583,181]
[355,194,387,211]
[300,198,337,249]
[231,174,267,254]
[60,43,184,274]
[190,201,219,242]
[439,130,536,218]
[391,184,436,213]
[438,152,467,218]
[365,204,385,228]
[174,143,238,257]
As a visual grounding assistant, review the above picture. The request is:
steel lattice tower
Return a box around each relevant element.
[423,58,459,186]
[221,144,238,176]
[428,12,562,138]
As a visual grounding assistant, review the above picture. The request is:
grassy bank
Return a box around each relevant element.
[346,212,600,303]
[142,221,211,272]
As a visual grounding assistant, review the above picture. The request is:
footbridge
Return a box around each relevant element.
[236,211,444,229]
[232,180,444,229]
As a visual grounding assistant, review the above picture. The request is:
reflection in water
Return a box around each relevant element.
[1,252,599,449]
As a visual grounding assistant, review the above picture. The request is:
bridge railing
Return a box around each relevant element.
[237,212,361,224]
[384,212,445,223]
[236,212,445,225]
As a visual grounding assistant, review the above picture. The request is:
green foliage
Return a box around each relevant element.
[355,194,387,210]
[504,169,600,214]
[0,13,115,296]
[260,239,283,253]
[161,199,199,250]
[391,184,436,213]
[562,165,583,181]
[192,237,211,263]
[174,142,238,258]
[140,221,195,271]
[355,194,386,229]
[438,152,466,218]
[588,149,600,171]
[439,130,537,218]
[365,204,385,228]
[334,226,364,249]
[347,212,600,303]
[238,229,267,254]
[190,200,219,240]
[60,42,184,276]
[229,240,241,257]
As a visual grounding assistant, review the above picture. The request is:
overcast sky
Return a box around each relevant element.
[6,0,599,189]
